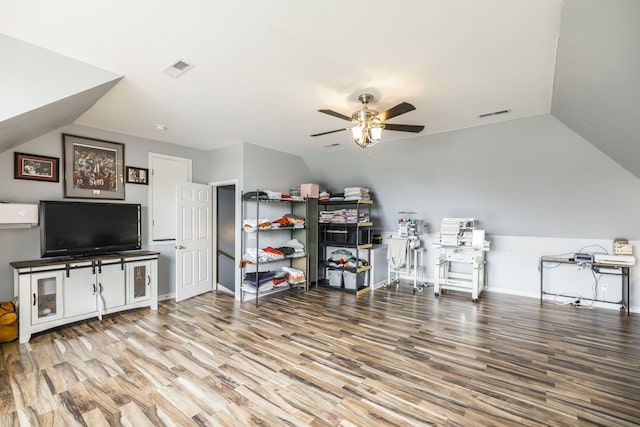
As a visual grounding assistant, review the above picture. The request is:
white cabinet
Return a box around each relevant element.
[29,270,64,325]
[127,260,152,304]
[12,251,159,343]
[64,261,126,319]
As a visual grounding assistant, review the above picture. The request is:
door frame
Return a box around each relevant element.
[209,179,241,299]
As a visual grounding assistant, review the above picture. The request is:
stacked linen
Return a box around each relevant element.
[271,271,289,288]
[271,214,305,229]
[319,191,330,202]
[282,266,305,286]
[278,238,305,258]
[242,247,286,263]
[344,187,370,201]
[284,214,305,228]
[344,209,358,223]
[242,271,276,293]
[243,218,271,232]
[319,211,335,223]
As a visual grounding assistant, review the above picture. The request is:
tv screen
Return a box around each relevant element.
[40,200,142,258]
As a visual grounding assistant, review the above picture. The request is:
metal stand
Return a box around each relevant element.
[387,243,426,294]
[434,247,487,302]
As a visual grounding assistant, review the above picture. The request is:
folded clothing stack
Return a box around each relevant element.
[282,266,305,285]
[344,187,370,201]
[319,190,331,202]
[243,218,271,232]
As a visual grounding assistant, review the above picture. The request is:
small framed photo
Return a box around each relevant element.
[63,134,125,199]
[126,166,149,185]
[14,152,60,182]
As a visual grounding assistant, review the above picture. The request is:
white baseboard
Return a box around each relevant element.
[216,285,234,295]
[158,292,175,301]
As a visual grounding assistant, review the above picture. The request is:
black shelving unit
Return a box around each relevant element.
[317,199,373,295]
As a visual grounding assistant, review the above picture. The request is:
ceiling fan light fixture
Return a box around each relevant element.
[312,92,424,149]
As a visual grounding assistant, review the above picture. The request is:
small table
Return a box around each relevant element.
[539,256,630,314]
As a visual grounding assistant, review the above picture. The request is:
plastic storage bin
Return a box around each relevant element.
[328,269,343,287]
[343,270,364,290]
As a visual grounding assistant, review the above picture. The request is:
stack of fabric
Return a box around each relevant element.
[326,249,369,269]
[319,210,337,223]
[242,271,276,293]
[243,218,271,232]
[329,192,345,201]
[242,247,285,263]
[344,209,358,223]
[344,187,370,201]
[271,271,289,288]
[278,238,305,258]
[319,190,331,202]
[282,266,305,286]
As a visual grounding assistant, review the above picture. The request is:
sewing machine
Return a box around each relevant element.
[433,218,490,301]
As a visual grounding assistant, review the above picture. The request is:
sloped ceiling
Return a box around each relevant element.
[0,1,562,157]
[551,0,640,178]
[0,0,637,176]
[0,34,121,153]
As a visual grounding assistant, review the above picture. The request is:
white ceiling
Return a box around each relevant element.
[0,1,563,156]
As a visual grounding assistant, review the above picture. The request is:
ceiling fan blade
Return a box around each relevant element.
[383,123,425,133]
[318,109,352,121]
[310,128,350,137]
[376,102,416,121]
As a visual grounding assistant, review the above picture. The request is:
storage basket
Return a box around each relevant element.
[328,269,343,287]
[343,270,364,290]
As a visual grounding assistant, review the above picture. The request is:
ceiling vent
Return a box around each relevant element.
[162,59,194,78]
[478,109,511,118]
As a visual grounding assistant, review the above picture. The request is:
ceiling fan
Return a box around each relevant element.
[311,93,425,148]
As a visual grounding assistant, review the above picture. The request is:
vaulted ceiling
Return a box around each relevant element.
[0,0,638,177]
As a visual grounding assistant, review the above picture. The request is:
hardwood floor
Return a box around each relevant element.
[1,285,639,426]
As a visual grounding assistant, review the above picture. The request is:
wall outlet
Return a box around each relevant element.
[602,283,608,292]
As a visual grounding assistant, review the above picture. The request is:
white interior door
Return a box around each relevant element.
[175,182,213,302]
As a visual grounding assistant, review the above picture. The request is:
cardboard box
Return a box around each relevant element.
[300,183,319,198]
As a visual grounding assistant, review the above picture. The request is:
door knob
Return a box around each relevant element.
[175,245,185,250]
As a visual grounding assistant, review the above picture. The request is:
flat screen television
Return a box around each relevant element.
[40,200,142,258]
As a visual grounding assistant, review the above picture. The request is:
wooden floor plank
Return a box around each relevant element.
[2,286,640,426]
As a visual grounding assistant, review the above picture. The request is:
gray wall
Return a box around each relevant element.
[242,142,316,192]
[0,124,213,301]
[302,114,640,311]
[303,114,640,240]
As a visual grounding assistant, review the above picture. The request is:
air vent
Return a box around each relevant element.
[162,59,195,78]
[478,109,511,118]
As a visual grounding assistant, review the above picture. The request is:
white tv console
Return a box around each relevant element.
[11,251,159,343]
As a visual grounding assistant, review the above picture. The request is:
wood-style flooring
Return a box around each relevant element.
[1,285,639,426]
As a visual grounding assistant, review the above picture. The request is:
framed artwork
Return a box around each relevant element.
[126,166,149,185]
[14,152,59,182]
[63,134,125,199]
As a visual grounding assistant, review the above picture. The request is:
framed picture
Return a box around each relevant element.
[126,166,149,185]
[14,152,59,182]
[63,134,125,200]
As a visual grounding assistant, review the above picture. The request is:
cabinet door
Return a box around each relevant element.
[98,263,126,310]
[64,267,98,318]
[127,261,152,303]
[30,271,64,325]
